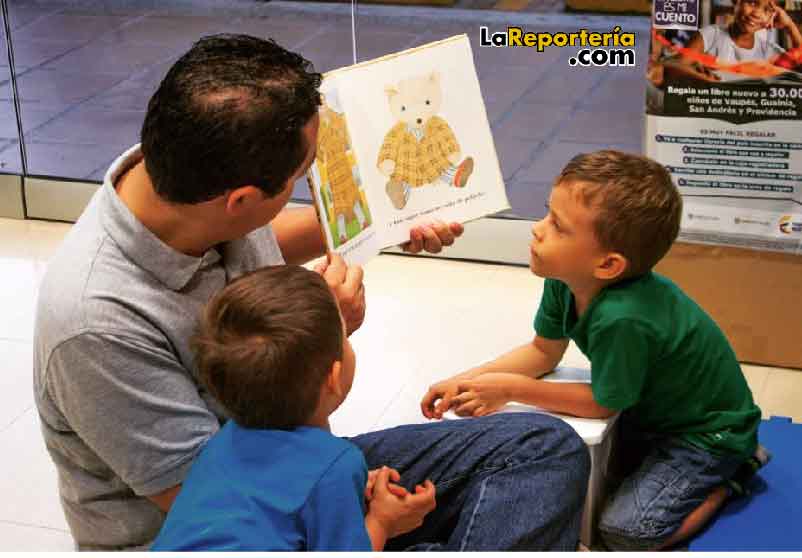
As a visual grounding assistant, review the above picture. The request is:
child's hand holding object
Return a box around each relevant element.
[365,467,436,548]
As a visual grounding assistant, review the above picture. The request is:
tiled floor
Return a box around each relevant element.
[0,216,800,550]
[0,0,649,221]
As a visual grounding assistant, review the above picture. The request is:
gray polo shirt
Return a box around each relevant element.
[33,145,285,550]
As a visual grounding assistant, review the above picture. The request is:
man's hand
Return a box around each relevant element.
[365,467,408,501]
[365,467,436,541]
[450,373,524,417]
[402,220,464,255]
[314,253,365,335]
[421,375,467,419]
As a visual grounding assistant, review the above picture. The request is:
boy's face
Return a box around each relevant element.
[529,182,609,283]
[735,0,775,33]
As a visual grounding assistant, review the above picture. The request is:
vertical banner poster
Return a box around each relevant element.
[645,0,802,254]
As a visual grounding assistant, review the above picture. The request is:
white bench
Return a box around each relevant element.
[485,366,618,548]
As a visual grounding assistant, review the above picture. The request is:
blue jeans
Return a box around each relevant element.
[349,412,590,551]
[598,418,744,551]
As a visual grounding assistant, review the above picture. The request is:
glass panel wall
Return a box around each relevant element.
[3,0,648,227]
[0,5,22,176]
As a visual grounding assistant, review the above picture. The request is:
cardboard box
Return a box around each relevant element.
[654,242,802,370]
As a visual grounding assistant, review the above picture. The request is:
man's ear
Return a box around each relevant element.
[594,252,628,281]
[224,185,266,216]
[326,360,345,399]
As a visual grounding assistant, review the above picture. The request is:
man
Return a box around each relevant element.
[33,34,590,550]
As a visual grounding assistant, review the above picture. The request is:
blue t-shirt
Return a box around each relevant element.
[151,423,372,551]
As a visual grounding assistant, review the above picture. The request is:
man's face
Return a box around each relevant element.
[529,182,608,282]
[735,0,775,33]
[270,112,320,212]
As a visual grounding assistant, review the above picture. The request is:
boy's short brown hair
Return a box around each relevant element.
[557,150,682,278]
[193,265,343,430]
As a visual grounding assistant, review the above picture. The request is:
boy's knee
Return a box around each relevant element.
[598,490,672,551]
[598,524,665,551]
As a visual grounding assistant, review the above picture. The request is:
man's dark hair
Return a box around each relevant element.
[193,265,344,430]
[141,34,321,204]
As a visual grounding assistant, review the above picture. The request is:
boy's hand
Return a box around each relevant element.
[365,467,408,501]
[421,376,464,419]
[451,373,524,417]
[366,467,436,540]
[402,219,464,255]
[314,253,365,335]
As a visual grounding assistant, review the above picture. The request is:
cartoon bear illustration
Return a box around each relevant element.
[317,96,368,244]
[377,71,474,210]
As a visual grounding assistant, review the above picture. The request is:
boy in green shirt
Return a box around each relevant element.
[420,150,763,550]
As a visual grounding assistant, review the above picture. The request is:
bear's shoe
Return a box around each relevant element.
[386,179,410,210]
[453,157,474,188]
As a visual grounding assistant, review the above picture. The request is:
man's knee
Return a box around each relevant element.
[486,413,590,481]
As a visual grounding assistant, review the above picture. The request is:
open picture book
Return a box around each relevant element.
[306,34,510,263]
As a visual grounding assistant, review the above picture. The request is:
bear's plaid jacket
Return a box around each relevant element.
[377,116,460,187]
[317,109,360,220]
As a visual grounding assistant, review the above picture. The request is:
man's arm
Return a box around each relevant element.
[45,333,218,515]
[272,206,327,266]
[271,206,465,263]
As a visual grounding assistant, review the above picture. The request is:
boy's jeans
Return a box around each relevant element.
[349,412,590,551]
[598,417,744,551]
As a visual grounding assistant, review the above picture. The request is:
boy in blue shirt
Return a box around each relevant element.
[421,150,763,550]
[153,265,435,551]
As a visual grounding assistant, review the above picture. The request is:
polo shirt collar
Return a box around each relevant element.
[100,144,221,292]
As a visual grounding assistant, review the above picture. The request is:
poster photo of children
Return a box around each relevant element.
[647,0,802,115]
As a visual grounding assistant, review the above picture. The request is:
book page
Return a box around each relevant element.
[332,35,510,248]
[307,77,382,264]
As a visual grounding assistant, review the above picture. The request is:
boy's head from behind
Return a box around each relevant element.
[531,150,681,284]
[193,265,354,430]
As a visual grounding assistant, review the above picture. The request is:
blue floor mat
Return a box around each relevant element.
[689,416,802,551]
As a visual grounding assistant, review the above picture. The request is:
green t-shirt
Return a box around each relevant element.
[534,272,760,458]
